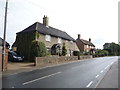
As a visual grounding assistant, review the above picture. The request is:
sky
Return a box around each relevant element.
[0,0,119,49]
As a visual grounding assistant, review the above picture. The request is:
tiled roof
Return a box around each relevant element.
[0,37,10,47]
[17,22,75,41]
[80,39,95,47]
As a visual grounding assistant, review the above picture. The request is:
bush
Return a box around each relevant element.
[62,43,67,56]
[95,49,108,57]
[73,51,80,56]
[30,40,47,61]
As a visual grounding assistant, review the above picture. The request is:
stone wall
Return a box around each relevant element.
[35,55,92,66]
[38,34,79,56]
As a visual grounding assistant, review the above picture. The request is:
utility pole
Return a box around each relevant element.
[2,0,8,72]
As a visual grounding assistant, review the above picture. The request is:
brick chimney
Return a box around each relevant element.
[43,15,49,27]
[89,38,91,42]
[78,34,81,39]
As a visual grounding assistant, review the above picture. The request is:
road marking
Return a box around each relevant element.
[22,72,61,85]
[105,65,110,70]
[72,66,80,69]
[11,86,14,88]
[95,75,99,78]
[86,81,93,88]
[111,62,114,65]
[100,70,103,73]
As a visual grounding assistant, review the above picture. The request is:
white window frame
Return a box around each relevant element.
[90,46,91,48]
[58,37,62,43]
[45,35,51,42]
[86,45,88,48]
[70,41,73,44]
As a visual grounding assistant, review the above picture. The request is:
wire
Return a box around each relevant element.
[25,0,47,11]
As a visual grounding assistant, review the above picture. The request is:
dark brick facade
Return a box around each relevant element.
[76,34,95,52]
[0,46,8,72]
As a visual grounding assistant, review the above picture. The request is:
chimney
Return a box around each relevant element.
[89,38,91,42]
[78,34,81,39]
[43,15,49,27]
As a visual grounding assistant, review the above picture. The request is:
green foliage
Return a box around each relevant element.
[73,51,79,56]
[95,49,109,57]
[12,31,36,60]
[36,31,40,39]
[84,51,91,55]
[30,40,47,61]
[104,42,120,56]
[62,43,67,56]
[73,51,82,56]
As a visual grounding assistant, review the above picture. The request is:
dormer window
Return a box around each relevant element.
[46,35,51,42]
[58,37,62,43]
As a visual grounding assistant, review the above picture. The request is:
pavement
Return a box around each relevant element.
[96,60,118,88]
[2,56,119,88]
[3,59,83,76]
[2,62,35,76]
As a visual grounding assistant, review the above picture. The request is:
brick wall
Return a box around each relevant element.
[0,47,2,72]
[0,46,8,72]
[35,55,93,66]
[76,39,84,51]
[76,39,95,52]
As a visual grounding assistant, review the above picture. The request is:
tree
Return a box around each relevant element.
[104,42,120,56]
[95,49,109,57]
[62,43,67,56]
[30,40,47,61]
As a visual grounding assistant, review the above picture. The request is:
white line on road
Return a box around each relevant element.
[72,66,80,69]
[11,86,14,88]
[95,75,99,78]
[105,65,110,70]
[22,72,61,85]
[111,62,114,65]
[86,81,93,88]
[100,70,104,73]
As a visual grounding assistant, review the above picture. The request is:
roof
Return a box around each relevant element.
[103,43,111,46]
[17,22,75,41]
[0,37,10,48]
[79,39,95,47]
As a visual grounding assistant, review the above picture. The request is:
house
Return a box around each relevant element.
[0,37,10,71]
[13,16,79,60]
[103,43,112,49]
[76,34,95,53]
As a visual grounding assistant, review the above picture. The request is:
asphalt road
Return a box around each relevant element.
[2,56,118,88]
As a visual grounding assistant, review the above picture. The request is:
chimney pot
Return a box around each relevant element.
[78,34,81,39]
[89,38,91,42]
[43,15,49,27]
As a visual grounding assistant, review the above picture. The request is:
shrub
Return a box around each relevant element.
[95,49,109,57]
[30,40,47,61]
[73,51,80,56]
[62,43,67,56]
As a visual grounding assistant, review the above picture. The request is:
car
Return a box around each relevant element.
[8,51,24,62]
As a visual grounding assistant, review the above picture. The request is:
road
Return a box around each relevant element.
[2,56,118,88]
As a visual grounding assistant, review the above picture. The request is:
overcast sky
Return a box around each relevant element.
[0,0,119,49]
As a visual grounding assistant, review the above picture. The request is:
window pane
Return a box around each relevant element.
[46,35,51,41]
[58,38,61,43]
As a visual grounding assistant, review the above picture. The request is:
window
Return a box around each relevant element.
[70,41,73,44]
[58,37,62,43]
[46,35,51,42]
[90,46,91,48]
[86,45,88,48]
